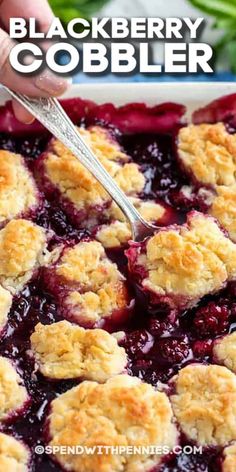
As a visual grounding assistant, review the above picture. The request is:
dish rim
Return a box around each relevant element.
[0,82,236,118]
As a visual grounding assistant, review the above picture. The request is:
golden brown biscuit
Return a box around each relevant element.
[48,375,178,472]
[0,219,54,293]
[43,126,145,222]
[97,199,165,249]
[67,126,129,163]
[213,332,236,373]
[44,146,110,211]
[30,321,127,381]
[129,212,236,309]
[222,443,236,472]
[113,163,145,195]
[46,240,131,327]
[171,364,236,446]
[210,185,236,241]
[0,433,29,472]
[0,150,39,224]
[96,221,132,249]
[64,283,128,325]
[0,357,28,420]
[0,285,12,331]
[56,241,118,287]
[178,123,236,186]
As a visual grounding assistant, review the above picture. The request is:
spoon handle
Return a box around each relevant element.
[3,87,148,236]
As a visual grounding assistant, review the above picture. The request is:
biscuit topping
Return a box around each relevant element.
[97,199,165,248]
[48,375,178,472]
[213,332,236,373]
[49,240,130,324]
[210,185,236,241]
[178,123,236,186]
[0,150,38,224]
[79,126,129,162]
[0,285,12,331]
[171,364,236,446]
[43,126,145,217]
[128,212,236,309]
[0,433,29,472]
[0,357,28,420]
[222,443,236,472]
[0,219,50,293]
[30,321,127,382]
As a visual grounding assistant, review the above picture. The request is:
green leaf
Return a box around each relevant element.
[50,7,85,22]
[227,40,236,73]
[213,17,236,30]
[49,0,110,20]
[213,31,235,61]
[188,0,236,19]
[188,0,236,72]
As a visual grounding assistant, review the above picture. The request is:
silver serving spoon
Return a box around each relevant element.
[3,87,157,241]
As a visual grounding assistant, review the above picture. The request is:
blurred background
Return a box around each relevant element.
[48,0,236,83]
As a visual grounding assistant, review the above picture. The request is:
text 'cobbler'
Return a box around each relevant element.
[9,17,214,75]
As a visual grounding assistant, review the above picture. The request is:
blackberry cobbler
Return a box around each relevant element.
[0,93,235,472]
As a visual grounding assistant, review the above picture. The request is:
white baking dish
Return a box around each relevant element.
[0,82,236,118]
[61,82,236,119]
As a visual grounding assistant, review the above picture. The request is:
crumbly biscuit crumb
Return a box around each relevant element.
[30,321,127,381]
